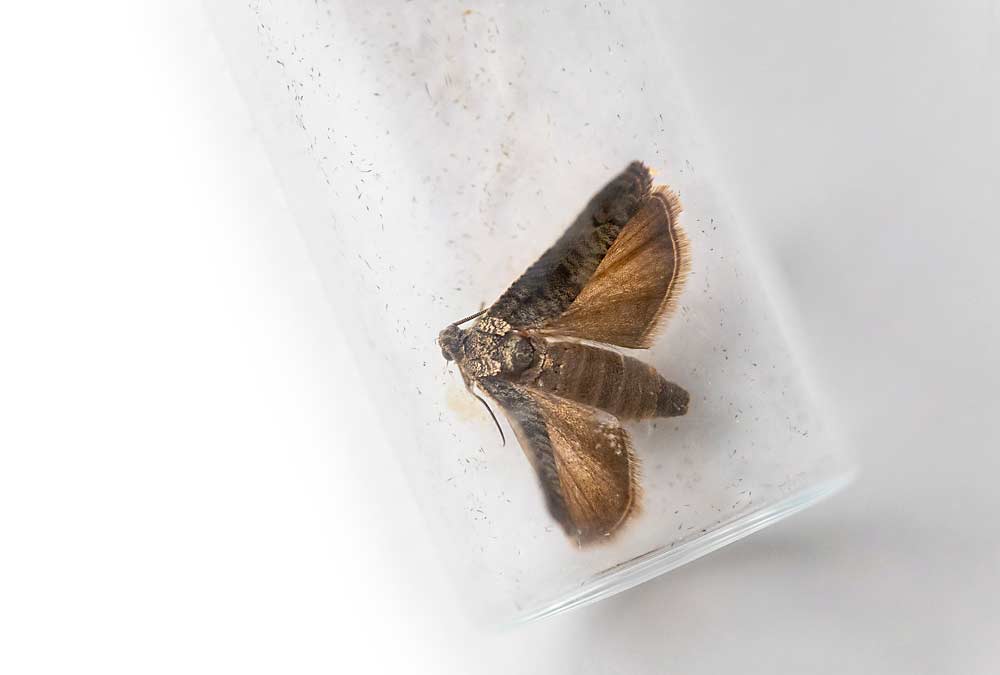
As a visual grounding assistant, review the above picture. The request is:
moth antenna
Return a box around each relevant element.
[471,388,505,446]
[452,307,488,326]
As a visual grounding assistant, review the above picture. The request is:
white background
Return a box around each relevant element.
[1,2,996,673]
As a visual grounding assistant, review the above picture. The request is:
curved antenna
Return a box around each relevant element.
[451,307,488,327]
[470,389,505,446]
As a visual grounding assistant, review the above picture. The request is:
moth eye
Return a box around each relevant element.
[438,326,462,362]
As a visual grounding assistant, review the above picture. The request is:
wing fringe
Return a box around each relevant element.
[636,185,690,348]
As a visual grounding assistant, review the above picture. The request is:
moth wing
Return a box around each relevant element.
[486,162,653,329]
[535,186,689,348]
[478,378,640,545]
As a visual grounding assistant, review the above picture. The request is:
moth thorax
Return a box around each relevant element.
[499,333,535,375]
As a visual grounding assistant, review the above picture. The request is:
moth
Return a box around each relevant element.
[438,162,691,545]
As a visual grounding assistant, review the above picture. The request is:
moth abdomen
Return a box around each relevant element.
[656,378,689,418]
[529,341,688,421]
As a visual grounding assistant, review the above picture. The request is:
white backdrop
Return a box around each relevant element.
[1,1,997,673]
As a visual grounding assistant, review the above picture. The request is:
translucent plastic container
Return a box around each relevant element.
[208,1,855,623]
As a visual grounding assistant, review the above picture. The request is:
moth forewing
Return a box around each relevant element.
[486,161,654,329]
[479,379,640,544]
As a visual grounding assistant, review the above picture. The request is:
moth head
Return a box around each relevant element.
[438,324,464,362]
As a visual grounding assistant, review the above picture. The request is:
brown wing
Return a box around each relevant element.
[478,378,640,545]
[535,186,689,348]
[486,162,653,329]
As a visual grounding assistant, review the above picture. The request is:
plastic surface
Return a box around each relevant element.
[209,1,855,622]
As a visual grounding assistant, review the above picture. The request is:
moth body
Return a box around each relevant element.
[438,161,691,545]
